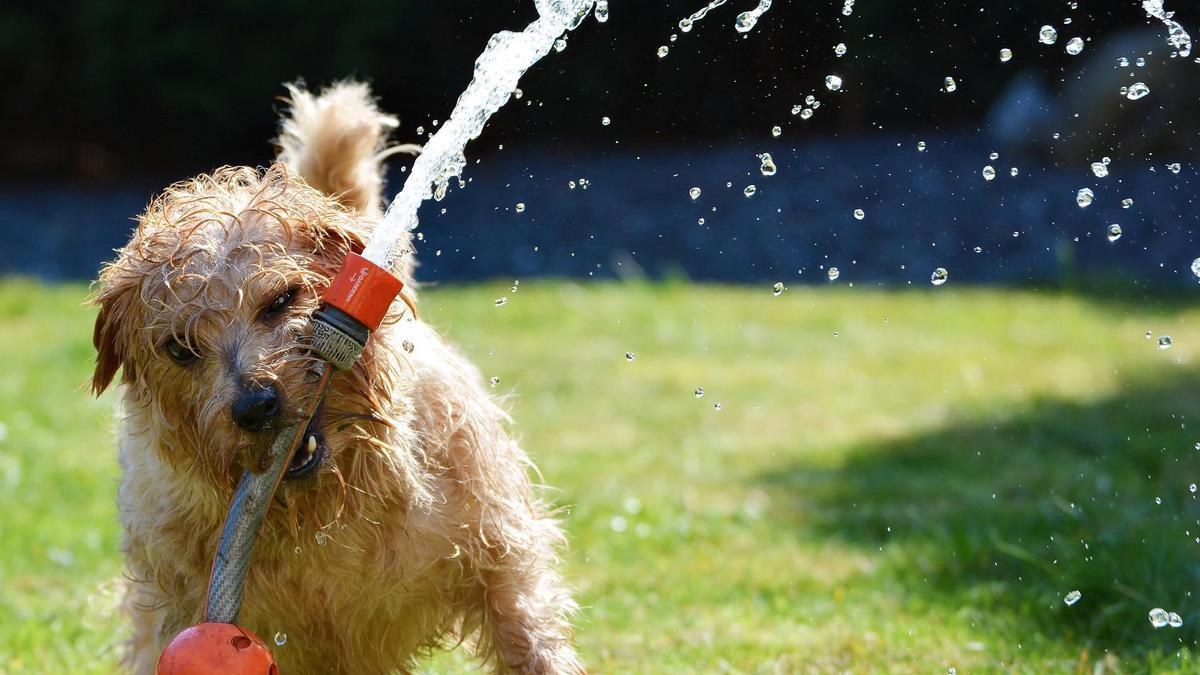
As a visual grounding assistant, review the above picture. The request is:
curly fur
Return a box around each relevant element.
[92,82,583,674]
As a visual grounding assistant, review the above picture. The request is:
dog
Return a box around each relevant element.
[90,81,584,674]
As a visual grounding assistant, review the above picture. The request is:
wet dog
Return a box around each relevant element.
[91,82,583,674]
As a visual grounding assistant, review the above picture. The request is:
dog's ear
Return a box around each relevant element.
[91,271,138,395]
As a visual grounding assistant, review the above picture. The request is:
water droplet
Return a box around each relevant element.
[490,376,500,387]
[1076,187,1094,208]
[625,351,636,362]
[825,75,843,91]
[771,125,782,137]
[930,267,949,286]
[402,340,414,353]
[1158,335,1173,350]
[1136,56,1146,67]
[1122,198,1134,209]
[494,297,508,307]
[758,152,777,176]
[594,0,609,23]
[274,632,287,646]
[827,267,840,281]
[657,45,669,58]
[999,47,1013,62]
[713,402,723,411]
[554,37,567,53]
[1106,223,1123,242]
[1169,612,1184,628]
[1155,496,1163,505]
[974,246,983,253]
[1010,167,1019,177]
[515,202,526,213]
[1064,590,1082,606]
[1190,483,1198,493]
[293,546,302,555]
[772,282,785,296]
[601,116,611,126]
[689,187,702,200]
[853,208,865,220]
[981,165,996,181]
[1168,162,1182,174]
[314,531,328,546]
[1118,56,1130,67]
[1126,82,1150,100]
[800,108,814,120]
[943,76,957,93]
[989,151,999,160]
[1065,37,1085,55]
[1150,608,1170,628]
[1039,25,1058,45]
[513,88,523,100]
[834,43,847,57]
[694,387,705,398]
[744,184,757,197]
[1090,161,1108,178]
[916,141,927,152]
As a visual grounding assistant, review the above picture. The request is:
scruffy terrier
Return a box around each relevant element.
[91,82,583,674]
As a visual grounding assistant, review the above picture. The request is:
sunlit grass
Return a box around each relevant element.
[2,278,1198,673]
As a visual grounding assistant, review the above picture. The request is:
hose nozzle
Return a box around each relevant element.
[309,252,406,369]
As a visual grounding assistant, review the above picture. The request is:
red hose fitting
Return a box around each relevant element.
[322,252,404,331]
[157,623,277,674]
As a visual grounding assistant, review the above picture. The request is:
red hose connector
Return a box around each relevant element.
[157,623,277,674]
[310,252,408,369]
[323,252,404,331]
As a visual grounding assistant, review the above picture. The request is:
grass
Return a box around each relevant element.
[2,277,1200,673]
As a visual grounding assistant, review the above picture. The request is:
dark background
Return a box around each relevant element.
[2,1,1199,285]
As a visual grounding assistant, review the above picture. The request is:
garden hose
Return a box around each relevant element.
[157,252,407,674]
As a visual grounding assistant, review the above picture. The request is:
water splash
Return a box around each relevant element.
[677,0,729,33]
[735,0,773,33]
[1143,0,1193,58]
[362,0,596,268]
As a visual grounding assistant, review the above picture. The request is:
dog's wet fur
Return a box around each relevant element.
[92,82,583,674]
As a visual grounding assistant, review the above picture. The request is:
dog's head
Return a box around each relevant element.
[92,164,402,488]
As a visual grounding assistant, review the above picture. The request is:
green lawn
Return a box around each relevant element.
[2,278,1199,673]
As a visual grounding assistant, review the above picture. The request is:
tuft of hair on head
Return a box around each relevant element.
[276,81,419,214]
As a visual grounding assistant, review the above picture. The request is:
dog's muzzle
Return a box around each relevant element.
[285,401,328,480]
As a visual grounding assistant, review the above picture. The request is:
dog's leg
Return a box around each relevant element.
[123,579,194,675]
[124,588,160,675]
[467,503,584,675]
[478,555,585,674]
[121,541,204,675]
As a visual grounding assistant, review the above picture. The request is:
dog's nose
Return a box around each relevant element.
[231,384,282,432]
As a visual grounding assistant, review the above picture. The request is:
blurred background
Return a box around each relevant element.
[5,1,1200,673]
[3,0,1199,285]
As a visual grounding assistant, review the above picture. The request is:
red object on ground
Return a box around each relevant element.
[156,623,277,674]
[323,251,405,331]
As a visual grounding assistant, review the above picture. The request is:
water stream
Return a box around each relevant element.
[362,0,597,269]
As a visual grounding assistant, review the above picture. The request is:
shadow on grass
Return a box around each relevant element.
[757,369,1200,658]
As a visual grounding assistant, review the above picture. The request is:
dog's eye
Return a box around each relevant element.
[261,288,298,321]
[164,338,200,365]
